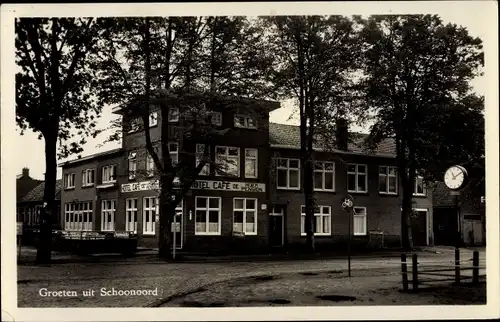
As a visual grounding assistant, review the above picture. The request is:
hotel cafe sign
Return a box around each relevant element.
[121,179,266,193]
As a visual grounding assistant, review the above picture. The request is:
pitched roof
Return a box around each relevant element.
[268,123,396,157]
[21,180,63,203]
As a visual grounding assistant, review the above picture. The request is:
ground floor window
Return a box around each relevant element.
[64,202,93,231]
[301,205,331,236]
[195,196,221,235]
[100,200,116,231]
[233,198,257,235]
[353,207,367,236]
[143,197,158,235]
[125,198,138,233]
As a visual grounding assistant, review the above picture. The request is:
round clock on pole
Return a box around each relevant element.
[444,165,468,190]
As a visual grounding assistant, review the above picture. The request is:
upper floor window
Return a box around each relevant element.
[169,142,179,165]
[244,149,258,179]
[146,153,155,177]
[128,111,158,133]
[379,166,397,194]
[234,114,257,129]
[215,146,240,177]
[207,111,222,126]
[277,158,300,190]
[347,164,368,193]
[64,173,75,189]
[168,108,180,122]
[414,175,425,196]
[102,165,117,183]
[128,152,137,180]
[314,161,335,191]
[82,169,95,187]
[149,111,158,127]
[195,144,210,176]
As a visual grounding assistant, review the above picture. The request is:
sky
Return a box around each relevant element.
[12,7,492,181]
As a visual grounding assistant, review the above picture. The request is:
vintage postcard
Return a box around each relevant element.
[1,1,499,321]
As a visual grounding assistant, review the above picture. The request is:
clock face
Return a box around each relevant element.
[444,166,465,190]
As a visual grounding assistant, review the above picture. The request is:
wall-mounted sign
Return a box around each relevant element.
[191,180,266,193]
[121,180,160,193]
[121,179,266,193]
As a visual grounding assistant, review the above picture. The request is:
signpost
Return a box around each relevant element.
[17,222,23,261]
[341,195,354,277]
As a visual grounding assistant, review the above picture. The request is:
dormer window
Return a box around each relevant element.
[234,114,257,129]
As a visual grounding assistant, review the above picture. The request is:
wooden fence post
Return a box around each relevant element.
[455,248,460,284]
[412,253,418,292]
[401,253,408,292]
[472,250,479,284]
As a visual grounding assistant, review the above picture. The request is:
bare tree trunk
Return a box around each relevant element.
[36,132,57,264]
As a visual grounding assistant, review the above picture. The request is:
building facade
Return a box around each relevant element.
[17,180,62,229]
[59,99,434,253]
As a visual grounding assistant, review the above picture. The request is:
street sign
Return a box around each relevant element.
[341,194,354,211]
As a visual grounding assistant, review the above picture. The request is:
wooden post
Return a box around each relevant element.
[412,253,418,292]
[472,250,479,284]
[455,247,460,284]
[347,209,351,277]
[401,253,408,292]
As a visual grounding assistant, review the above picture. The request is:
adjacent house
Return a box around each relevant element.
[17,180,63,229]
[16,167,43,203]
[433,181,485,246]
[58,97,434,254]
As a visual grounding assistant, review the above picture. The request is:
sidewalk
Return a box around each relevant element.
[17,245,485,265]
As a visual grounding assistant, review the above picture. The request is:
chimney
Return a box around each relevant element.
[22,167,29,177]
[335,118,349,151]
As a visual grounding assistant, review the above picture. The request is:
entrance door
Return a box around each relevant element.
[269,206,284,247]
[171,202,183,249]
[410,209,428,246]
[433,208,458,246]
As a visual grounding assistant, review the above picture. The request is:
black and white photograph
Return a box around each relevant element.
[1,1,498,321]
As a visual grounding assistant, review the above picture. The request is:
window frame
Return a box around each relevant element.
[128,152,137,180]
[81,169,95,187]
[146,153,156,178]
[143,196,158,235]
[195,144,210,176]
[276,158,300,190]
[233,198,258,235]
[101,199,116,232]
[379,165,398,195]
[234,114,258,129]
[244,148,258,179]
[194,196,222,235]
[347,163,368,193]
[300,205,331,236]
[64,173,76,189]
[125,198,138,233]
[215,146,240,177]
[64,201,93,231]
[413,175,426,196]
[314,161,335,192]
[353,206,367,236]
[101,165,117,184]
[168,108,180,123]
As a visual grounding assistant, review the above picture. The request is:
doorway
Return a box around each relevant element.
[410,208,429,246]
[269,206,285,247]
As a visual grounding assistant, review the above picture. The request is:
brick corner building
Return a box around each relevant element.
[59,98,434,254]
